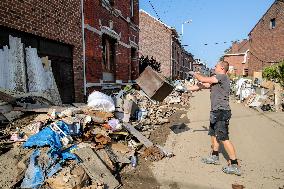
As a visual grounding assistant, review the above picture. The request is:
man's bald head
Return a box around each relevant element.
[219,61,229,72]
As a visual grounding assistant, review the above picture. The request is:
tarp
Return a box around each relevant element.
[21,121,78,188]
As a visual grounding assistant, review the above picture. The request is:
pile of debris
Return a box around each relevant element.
[0,67,188,189]
[0,91,176,189]
[232,78,284,112]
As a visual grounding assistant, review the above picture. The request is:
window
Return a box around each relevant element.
[270,18,276,29]
[243,68,248,76]
[102,35,116,79]
[130,0,134,18]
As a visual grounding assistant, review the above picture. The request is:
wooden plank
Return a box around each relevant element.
[0,102,13,113]
[0,113,9,124]
[3,111,24,122]
[13,106,67,113]
[72,103,87,108]
[123,123,154,148]
[75,147,120,189]
[0,90,16,103]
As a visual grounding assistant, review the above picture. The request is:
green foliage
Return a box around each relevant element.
[227,72,236,80]
[263,61,284,87]
[139,55,161,74]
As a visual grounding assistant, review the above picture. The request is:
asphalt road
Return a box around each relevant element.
[151,90,284,189]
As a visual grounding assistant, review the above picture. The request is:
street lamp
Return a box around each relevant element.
[181,20,192,43]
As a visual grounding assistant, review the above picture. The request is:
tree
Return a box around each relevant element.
[263,61,284,112]
[139,55,161,74]
[262,61,284,87]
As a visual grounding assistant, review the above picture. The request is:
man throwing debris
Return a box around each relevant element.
[187,61,241,176]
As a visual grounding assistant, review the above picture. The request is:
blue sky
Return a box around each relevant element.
[140,0,275,68]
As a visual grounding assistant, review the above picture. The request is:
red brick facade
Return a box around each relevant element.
[84,0,139,87]
[248,0,284,76]
[139,10,193,79]
[223,40,249,77]
[0,0,83,102]
[179,50,194,79]
[139,10,172,78]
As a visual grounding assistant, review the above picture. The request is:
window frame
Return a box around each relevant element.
[270,18,276,29]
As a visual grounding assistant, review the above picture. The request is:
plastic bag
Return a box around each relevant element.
[87,91,115,112]
[23,121,71,149]
[108,118,122,131]
[20,149,44,189]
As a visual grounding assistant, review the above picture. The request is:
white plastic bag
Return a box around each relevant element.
[87,91,115,112]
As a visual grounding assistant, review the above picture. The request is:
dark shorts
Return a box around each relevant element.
[208,110,231,141]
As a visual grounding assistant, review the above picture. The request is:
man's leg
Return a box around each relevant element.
[216,121,241,176]
[201,124,220,165]
[222,140,236,161]
[211,136,219,152]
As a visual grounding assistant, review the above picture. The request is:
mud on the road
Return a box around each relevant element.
[121,105,190,189]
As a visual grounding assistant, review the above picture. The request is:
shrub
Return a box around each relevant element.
[262,61,284,87]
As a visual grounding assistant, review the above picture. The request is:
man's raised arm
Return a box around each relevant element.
[186,82,211,92]
[188,71,218,84]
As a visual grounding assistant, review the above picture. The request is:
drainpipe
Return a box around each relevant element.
[243,49,249,63]
[81,0,87,99]
[170,35,173,80]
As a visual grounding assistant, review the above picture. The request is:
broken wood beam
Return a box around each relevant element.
[123,123,154,148]
[0,90,16,103]
[75,147,121,189]
[13,106,67,113]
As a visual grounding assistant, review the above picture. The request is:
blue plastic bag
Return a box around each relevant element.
[23,121,70,150]
[20,149,44,189]
[21,121,78,187]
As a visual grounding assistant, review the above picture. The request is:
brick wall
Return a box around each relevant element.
[223,39,249,77]
[0,0,84,102]
[248,0,284,76]
[139,10,172,78]
[84,0,139,85]
[224,55,248,76]
[172,37,182,78]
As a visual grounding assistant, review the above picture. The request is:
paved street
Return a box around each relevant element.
[151,90,284,189]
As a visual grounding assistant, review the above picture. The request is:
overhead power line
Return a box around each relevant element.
[148,0,161,21]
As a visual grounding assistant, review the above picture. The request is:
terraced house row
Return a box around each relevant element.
[0,0,139,103]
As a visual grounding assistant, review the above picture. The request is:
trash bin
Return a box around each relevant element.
[136,66,174,101]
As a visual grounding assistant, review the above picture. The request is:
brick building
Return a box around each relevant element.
[180,49,194,79]
[248,0,284,76]
[84,0,139,90]
[139,10,172,78]
[0,0,83,103]
[171,29,182,79]
[223,39,250,77]
[139,10,193,79]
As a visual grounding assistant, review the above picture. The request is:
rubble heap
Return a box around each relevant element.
[0,87,187,189]
[0,66,192,188]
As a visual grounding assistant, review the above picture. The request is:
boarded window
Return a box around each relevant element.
[102,35,116,81]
